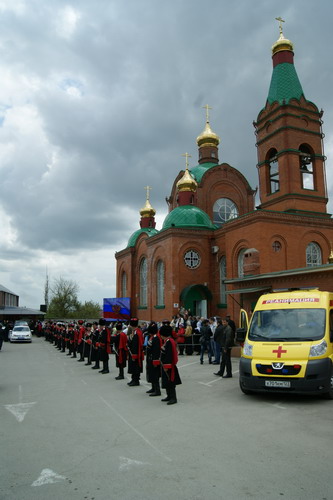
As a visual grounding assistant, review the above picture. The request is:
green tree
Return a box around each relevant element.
[72,300,101,319]
[45,277,101,320]
[46,277,80,319]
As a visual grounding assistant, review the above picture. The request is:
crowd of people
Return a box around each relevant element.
[43,318,181,405]
[1,313,237,403]
[168,313,236,378]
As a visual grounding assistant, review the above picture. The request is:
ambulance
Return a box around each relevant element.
[236,289,333,398]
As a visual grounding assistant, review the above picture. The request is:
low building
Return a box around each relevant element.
[0,284,45,323]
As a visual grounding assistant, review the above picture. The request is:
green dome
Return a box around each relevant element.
[190,162,217,183]
[162,205,216,230]
[127,227,159,248]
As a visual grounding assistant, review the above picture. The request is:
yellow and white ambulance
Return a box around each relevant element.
[237,289,333,398]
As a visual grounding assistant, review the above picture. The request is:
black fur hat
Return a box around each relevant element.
[130,318,138,327]
[147,322,158,335]
[159,325,172,337]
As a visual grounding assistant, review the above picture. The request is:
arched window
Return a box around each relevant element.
[156,260,165,306]
[238,249,246,278]
[121,271,127,297]
[299,144,314,190]
[213,198,238,227]
[139,258,147,307]
[306,242,322,267]
[219,256,227,303]
[268,149,279,194]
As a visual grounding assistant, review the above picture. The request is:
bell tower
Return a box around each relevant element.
[255,19,328,216]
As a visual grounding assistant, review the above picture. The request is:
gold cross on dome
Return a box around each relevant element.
[144,185,152,201]
[203,104,212,123]
[181,152,192,170]
[275,16,285,36]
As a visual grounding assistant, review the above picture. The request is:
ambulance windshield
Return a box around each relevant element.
[248,308,325,341]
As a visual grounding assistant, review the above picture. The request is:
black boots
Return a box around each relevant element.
[127,376,140,386]
[161,386,177,404]
[115,367,124,380]
[149,382,161,396]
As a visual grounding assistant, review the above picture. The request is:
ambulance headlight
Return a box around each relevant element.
[243,341,253,357]
[309,340,327,357]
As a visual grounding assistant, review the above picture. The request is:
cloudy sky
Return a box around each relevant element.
[0,0,333,309]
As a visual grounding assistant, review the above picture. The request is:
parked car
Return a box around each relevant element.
[9,326,32,343]
[14,320,29,327]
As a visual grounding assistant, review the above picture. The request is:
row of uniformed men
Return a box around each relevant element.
[44,318,181,405]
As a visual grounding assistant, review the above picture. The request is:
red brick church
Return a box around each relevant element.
[115,24,333,323]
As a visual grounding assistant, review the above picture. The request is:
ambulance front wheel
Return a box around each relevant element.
[323,366,333,400]
[239,379,253,395]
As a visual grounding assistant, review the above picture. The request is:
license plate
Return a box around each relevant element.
[265,380,291,388]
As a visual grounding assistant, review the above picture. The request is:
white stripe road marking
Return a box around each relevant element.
[5,402,37,422]
[119,456,151,472]
[272,402,287,410]
[100,396,172,463]
[32,469,66,487]
[178,361,201,368]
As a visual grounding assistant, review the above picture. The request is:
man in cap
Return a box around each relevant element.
[91,321,101,370]
[113,322,128,380]
[145,322,162,396]
[98,319,111,374]
[127,318,144,386]
[160,322,182,405]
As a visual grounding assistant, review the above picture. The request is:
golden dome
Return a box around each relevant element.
[272,17,293,55]
[140,186,156,217]
[176,168,197,192]
[140,198,156,217]
[272,33,293,55]
[196,120,220,148]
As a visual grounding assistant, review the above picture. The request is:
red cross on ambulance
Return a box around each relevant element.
[272,346,287,358]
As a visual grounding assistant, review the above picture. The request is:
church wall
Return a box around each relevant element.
[196,164,255,218]
[216,214,333,279]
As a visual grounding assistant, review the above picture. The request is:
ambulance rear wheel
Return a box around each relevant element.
[239,380,253,395]
[323,367,333,400]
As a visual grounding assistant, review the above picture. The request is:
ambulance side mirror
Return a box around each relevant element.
[236,327,247,343]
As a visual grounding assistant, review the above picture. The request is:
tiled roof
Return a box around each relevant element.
[0,306,45,316]
[127,227,159,248]
[0,284,17,295]
[162,205,216,230]
[267,62,304,105]
[190,162,217,183]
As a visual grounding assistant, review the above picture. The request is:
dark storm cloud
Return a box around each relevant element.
[0,0,332,306]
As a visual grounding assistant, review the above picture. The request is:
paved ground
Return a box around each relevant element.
[0,337,332,500]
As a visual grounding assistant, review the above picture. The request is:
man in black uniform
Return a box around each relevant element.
[98,319,111,374]
[160,324,182,405]
[91,322,101,370]
[113,322,128,380]
[146,322,162,396]
[127,318,144,386]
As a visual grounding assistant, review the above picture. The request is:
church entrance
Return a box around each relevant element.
[194,300,207,318]
[180,285,212,318]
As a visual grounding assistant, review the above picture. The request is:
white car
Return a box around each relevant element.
[9,326,32,343]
